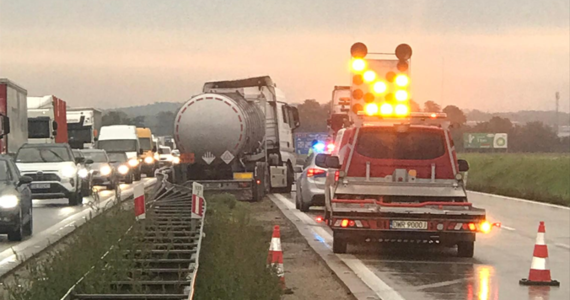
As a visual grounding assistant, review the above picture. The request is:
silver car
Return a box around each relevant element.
[295,153,327,212]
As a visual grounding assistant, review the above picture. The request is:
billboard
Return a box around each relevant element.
[294,132,329,155]
[463,133,508,149]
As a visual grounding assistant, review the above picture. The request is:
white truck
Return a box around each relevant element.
[95,125,143,181]
[27,95,68,144]
[174,76,300,200]
[0,79,28,155]
[66,108,103,149]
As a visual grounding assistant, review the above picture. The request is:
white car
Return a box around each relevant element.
[15,143,87,206]
[157,146,180,166]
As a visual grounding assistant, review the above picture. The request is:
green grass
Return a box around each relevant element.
[194,193,282,300]
[460,153,570,206]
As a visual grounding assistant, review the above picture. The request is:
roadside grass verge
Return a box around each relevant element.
[5,205,137,300]
[194,193,282,300]
[460,153,570,206]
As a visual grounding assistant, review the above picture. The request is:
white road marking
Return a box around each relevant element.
[271,193,406,300]
[500,225,516,231]
[467,191,570,210]
[555,243,570,250]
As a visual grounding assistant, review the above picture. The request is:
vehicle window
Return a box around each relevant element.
[72,150,83,158]
[281,106,288,124]
[82,152,108,163]
[96,140,138,152]
[356,128,445,160]
[16,147,74,163]
[0,161,12,181]
[303,154,314,169]
[107,152,128,163]
[159,147,171,155]
[28,118,51,139]
[139,138,152,151]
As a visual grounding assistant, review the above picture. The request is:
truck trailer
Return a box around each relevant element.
[0,79,28,155]
[27,95,68,144]
[66,108,103,149]
[173,76,300,200]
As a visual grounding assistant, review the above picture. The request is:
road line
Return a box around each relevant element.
[467,191,570,210]
[271,193,406,300]
[500,225,516,231]
[555,243,570,250]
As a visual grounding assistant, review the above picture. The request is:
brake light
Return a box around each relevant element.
[307,168,326,177]
[468,223,476,231]
[341,219,349,228]
[316,216,323,223]
[326,143,335,153]
[334,170,340,182]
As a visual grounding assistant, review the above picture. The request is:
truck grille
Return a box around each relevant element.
[25,173,61,182]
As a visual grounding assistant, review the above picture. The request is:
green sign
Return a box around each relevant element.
[464,133,508,149]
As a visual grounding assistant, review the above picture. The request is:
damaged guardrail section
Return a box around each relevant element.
[60,167,206,300]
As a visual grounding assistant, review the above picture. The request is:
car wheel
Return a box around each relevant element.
[134,170,142,181]
[68,190,82,206]
[23,206,33,236]
[295,190,301,209]
[300,197,311,212]
[7,210,24,242]
[125,173,134,184]
[457,241,475,258]
[107,179,116,190]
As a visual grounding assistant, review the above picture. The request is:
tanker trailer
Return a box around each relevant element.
[173,76,300,200]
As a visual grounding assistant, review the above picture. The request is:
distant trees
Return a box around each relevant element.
[102,111,132,126]
[295,99,330,132]
[442,105,467,127]
[423,101,441,113]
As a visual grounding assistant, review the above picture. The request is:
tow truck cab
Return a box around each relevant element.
[319,115,487,257]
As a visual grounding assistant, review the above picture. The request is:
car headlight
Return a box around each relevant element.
[118,165,129,175]
[100,165,112,176]
[128,159,139,167]
[172,157,180,164]
[62,166,77,178]
[0,195,19,209]
[144,156,154,164]
[78,168,89,178]
[154,153,159,160]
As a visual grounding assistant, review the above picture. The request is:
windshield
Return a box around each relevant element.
[356,128,446,160]
[139,138,152,151]
[107,152,128,163]
[68,127,92,143]
[96,140,137,152]
[82,152,108,163]
[16,147,73,163]
[0,161,12,181]
[28,118,50,139]
[158,148,171,155]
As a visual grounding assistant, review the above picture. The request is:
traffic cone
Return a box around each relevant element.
[520,222,560,286]
[267,225,293,294]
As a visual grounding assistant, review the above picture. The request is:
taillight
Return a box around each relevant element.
[341,219,349,228]
[468,223,476,231]
[334,170,340,182]
[307,168,326,177]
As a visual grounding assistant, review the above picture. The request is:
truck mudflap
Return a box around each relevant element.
[328,199,489,245]
[183,179,255,201]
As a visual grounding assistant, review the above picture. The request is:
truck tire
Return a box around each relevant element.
[333,232,347,254]
[457,241,474,258]
[272,163,294,193]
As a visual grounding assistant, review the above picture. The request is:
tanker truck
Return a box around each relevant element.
[173,76,300,200]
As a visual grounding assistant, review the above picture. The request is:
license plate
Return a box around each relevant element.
[31,183,50,189]
[390,220,428,230]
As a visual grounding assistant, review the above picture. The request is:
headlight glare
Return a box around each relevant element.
[118,165,129,175]
[62,166,77,178]
[144,156,154,164]
[172,157,180,164]
[128,159,139,167]
[0,195,19,209]
[100,165,112,176]
[78,168,89,178]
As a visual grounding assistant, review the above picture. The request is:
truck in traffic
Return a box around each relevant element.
[27,95,68,144]
[316,43,489,257]
[66,108,103,149]
[173,76,300,200]
[0,79,28,155]
[136,127,157,177]
[95,125,142,181]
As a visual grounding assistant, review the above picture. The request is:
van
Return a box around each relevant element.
[136,127,157,177]
[96,125,142,181]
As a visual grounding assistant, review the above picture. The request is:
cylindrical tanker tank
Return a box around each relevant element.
[173,93,265,167]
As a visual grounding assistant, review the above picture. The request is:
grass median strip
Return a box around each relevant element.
[460,153,570,206]
[194,193,282,300]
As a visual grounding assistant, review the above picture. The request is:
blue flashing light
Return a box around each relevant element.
[313,142,326,153]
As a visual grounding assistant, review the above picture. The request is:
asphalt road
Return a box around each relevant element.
[0,177,157,277]
[272,190,569,300]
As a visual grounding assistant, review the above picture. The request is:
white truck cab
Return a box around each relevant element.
[96,125,142,180]
[27,97,56,144]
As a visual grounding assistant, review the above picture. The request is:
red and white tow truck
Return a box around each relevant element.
[315,43,492,257]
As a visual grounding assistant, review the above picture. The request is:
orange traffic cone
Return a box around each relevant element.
[268,225,293,294]
[520,222,560,286]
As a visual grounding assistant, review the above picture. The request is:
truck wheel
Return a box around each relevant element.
[333,236,348,254]
[457,241,475,258]
[135,170,142,181]
[7,210,24,242]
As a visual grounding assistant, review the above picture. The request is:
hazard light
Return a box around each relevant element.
[380,103,393,115]
[363,70,376,82]
[480,221,492,234]
[395,104,409,116]
[395,90,409,101]
[341,219,349,228]
[373,81,387,94]
[395,74,409,87]
[365,103,379,116]
[352,59,366,72]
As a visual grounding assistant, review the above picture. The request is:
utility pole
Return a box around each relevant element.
[554,92,560,135]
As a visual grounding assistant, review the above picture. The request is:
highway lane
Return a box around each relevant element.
[271,190,569,300]
[0,177,157,277]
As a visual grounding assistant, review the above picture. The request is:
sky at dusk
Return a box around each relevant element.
[1,0,569,112]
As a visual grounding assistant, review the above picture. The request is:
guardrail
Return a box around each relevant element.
[60,166,206,300]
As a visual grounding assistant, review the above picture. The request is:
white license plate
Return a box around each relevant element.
[390,220,428,230]
[31,183,50,189]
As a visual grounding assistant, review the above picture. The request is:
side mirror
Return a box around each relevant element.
[85,159,94,165]
[325,156,341,169]
[315,154,329,168]
[52,121,58,130]
[293,166,302,173]
[458,159,470,172]
[19,176,33,185]
[52,130,58,136]
[76,157,86,164]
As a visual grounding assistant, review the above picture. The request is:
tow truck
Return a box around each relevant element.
[316,43,492,257]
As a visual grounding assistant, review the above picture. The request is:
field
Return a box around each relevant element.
[459,153,570,206]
